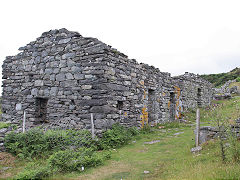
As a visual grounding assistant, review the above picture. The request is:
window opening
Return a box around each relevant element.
[117,101,124,110]
[35,97,48,123]
[70,100,75,105]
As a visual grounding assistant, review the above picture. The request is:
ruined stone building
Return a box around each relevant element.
[1,28,213,132]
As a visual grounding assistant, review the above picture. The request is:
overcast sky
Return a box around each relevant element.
[0,0,240,87]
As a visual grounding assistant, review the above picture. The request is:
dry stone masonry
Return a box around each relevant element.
[198,117,240,144]
[1,28,213,133]
[213,79,240,100]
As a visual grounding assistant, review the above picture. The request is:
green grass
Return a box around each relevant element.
[63,97,240,180]
[184,96,240,126]
[59,126,240,179]
[0,122,10,129]
[1,97,240,179]
[201,67,240,87]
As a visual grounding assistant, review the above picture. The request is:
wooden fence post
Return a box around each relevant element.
[196,108,200,146]
[23,110,26,133]
[91,113,95,139]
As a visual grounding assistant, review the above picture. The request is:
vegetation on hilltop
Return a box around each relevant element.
[201,67,240,87]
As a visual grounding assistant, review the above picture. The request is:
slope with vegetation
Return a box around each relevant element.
[201,67,240,87]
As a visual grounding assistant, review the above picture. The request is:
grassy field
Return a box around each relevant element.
[55,96,240,180]
[0,96,240,179]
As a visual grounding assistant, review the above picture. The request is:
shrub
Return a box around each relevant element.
[15,163,51,180]
[140,124,152,133]
[15,148,111,178]
[43,129,69,152]
[4,128,95,158]
[236,77,240,82]
[98,123,136,149]
[4,128,46,158]
[127,126,140,136]
[8,124,139,178]
[48,148,109,172]
[66,129,95,149]
[0,122,10,129]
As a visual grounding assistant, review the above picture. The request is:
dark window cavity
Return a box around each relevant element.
[197,88,202,107]
[117,101,124,110]
[35,97,48,123]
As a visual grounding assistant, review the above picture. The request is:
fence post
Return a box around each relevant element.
[196,108,200,146]
[23,110,26,133]
[119,110,122,123]
[91,113,95,139]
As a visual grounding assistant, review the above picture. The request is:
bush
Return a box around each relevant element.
[0,122,10,129]
[48,148,110,172]
[4,128,95,158]
[5,128,47,158]
[15,163,51,179]
[140,124,152,133]
[65,129,95,149]
[236,77,240,82]
[5,124,139,157]
[43,129,69,152]
[16,148,111,178]
[128,126,140,136]
[98,123,138,149]
[8,124,139,179]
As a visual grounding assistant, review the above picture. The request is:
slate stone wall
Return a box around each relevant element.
[174,72,213,112]
[1,28,213,133]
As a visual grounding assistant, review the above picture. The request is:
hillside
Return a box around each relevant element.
[201,67,240,87]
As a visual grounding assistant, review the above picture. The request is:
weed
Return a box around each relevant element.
[98,123,136,149]
[4,128,95,158]
[236,77,240,82]
[48,148,110,173]
[0,122,10,129]
[226,126,240,163]
[15,162,52,179]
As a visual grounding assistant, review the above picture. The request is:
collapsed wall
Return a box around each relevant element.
[1,28,213,132]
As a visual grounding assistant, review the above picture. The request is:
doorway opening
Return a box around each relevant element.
[197,88,202,107]
[169,92,176,121]
[148,89,155,123]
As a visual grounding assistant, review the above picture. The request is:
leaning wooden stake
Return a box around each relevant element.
[91,113,95,139]
[196,108,200,146]
[23,110,26,133]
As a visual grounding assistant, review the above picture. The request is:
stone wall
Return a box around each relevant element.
[199,117,240,144]
[174,72,213,112]
[213,79,236,94]
[1,28,213,133]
